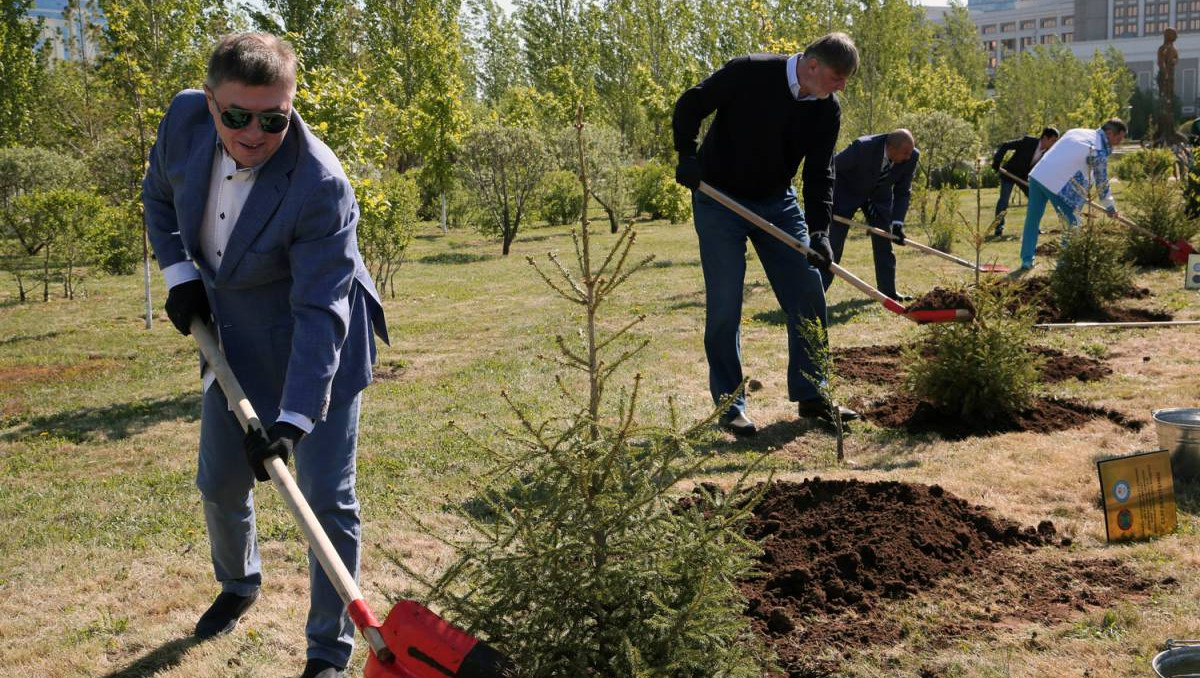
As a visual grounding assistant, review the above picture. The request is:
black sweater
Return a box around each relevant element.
[672,54,840,234]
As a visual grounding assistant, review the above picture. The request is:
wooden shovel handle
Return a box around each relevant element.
[189,319,393,662]
[832,214,982,271]
[697,182,908,317]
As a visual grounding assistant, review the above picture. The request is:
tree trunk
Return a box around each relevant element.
[440,190,448,235]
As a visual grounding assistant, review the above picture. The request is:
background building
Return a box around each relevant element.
[28,0,101,62]
[964,0,1199,116]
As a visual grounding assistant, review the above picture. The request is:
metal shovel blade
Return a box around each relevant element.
[1170,238,1197,265]
[365,601,513,678]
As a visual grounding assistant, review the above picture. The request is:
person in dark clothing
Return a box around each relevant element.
[672,32,860,437]
[991,126,1059,236]
[824,129,918,302]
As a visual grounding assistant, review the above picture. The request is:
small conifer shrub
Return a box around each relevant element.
[1050,218,1135,318]
[391,211,768,675]
[1122,179,1200,267]
[904,280,1042,422]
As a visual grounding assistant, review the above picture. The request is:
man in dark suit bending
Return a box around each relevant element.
[991,126,1059,236]
[824,129,918,303]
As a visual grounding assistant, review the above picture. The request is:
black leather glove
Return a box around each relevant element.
[891,222,906,246]
[243,422,304,482]
[675,153,701,190]
[806,231,834,271]
[164,279,211,336]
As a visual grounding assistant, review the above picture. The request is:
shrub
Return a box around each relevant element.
[1112,148,1175,182]
[1123,178,1200,266]
[1050,217,1135,317]
[904,280,1042,422]
[93,201,142,276]
[913,184,960,252]
[355,171,420,297]
[535,170,583,225]
[631,160,692,223]
[396,223,768,677]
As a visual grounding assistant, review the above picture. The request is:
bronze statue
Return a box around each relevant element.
[1156,28,1185,145]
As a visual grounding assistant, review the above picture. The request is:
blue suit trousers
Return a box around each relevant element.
[198,385,362,667]
[692,188,828,417]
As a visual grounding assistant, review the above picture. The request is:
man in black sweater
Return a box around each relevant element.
[991,126,1059,236]
[672,32,859,436]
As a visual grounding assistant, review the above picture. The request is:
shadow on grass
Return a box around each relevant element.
[828,298,875,326]
[2,392,202,443]
[100,635,203,678]
[418,252,495,265]
[0,329,70,346]
[649,258,701,269]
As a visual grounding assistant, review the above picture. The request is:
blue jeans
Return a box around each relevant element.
[692,188,829,417]
[198,385,362,668]
[1020,178,1078,268]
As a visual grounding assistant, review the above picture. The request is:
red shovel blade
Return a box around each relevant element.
[979,263,1011,273]
[904,308,974,324]
[365,601,513,678]
[1170,238,1197,265]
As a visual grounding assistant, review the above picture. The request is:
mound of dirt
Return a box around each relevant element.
[854,394,1143,439]
[1007,276,1171,323]
[904,288,976,316]
[739,479,1161,677]
[832,345,1111,388]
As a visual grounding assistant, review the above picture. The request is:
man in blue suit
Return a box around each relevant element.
[823,129,918,302]
[143,33,387,678]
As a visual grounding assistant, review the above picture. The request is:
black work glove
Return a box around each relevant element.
[164,279,211,336]
[243,422,304,482]
[675,153,701,190]
[891,222,906,246]
[806,231,834,271]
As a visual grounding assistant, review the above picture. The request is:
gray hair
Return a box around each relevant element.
[803,32,859,77]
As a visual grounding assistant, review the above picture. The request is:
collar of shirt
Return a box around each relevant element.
[786,53,819,101]
[881,152,892,172]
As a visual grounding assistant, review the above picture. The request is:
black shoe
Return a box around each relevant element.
[892,293,914,303]
[719,412,757,437]
[993,224,1004,237]
[797,398,860,423]
[194,590,258,639]
[300,658,346,678]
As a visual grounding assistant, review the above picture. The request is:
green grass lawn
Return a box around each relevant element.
[3,184,1200,677]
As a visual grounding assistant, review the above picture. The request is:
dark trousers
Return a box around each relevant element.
[821,205,898,300]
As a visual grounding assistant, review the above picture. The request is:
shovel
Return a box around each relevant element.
[832,214,1010,273]
[190,319,512,678]
[999,167,1197,264]
[698,182,973,324]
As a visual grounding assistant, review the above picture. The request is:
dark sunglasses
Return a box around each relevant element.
[207,91,290,134]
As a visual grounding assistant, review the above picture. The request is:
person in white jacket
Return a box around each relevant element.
[1018,118,1127,270]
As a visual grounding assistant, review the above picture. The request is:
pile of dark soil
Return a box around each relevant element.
[856,393,1143,438]
[904,288,976,316]
[832,344,1111,388]
[740,479,1162,677]
[830,343,1130,437]
[1007,276,1170,323]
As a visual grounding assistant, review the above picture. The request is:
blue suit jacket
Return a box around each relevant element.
[143,89,388,424]
[832,133,918,228]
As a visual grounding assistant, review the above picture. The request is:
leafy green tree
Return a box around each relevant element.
[461,0,525,106]
[246,0,355,69]
[932,1,987,95]
[458,125,551,255]
[0,147,88,254]
[354,171,419,298]
[0,0,47,147]
[844,0,929,138]
[563,123,634,233]
[1066,48,1135,129]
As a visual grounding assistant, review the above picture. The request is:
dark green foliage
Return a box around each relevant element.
[0,147,88,210]
[630,160,691,223]
[393,220,768,678]
[1123,179,1200,266]
[1050,218,1135,317]
[535,170,584,225]
[904,281,1042,422]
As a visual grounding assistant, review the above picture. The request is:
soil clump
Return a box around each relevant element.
[739,479,1162,677]
[904,288,976,316]
[855,393,1143,438]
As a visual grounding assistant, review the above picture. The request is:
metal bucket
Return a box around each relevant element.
[1153,640,1200,677]
[1153,409,1200,483]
